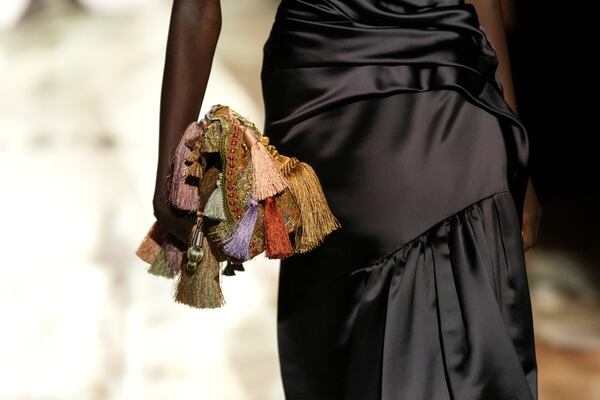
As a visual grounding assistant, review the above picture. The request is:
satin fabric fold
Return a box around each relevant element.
[339,191,537,400]
[262,0,500,124]
[261,0,530,212]
[263,86,515,271]
[275,191,537,400]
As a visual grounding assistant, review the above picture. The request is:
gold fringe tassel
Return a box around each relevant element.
[283,157,341,253]
[175,235,225,309]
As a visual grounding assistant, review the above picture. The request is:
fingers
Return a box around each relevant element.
[153,200,196,245]
[521,210,542,252]
[522,228,534,252]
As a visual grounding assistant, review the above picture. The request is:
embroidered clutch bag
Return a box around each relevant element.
[135,104,341,309]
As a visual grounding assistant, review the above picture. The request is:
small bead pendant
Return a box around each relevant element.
[185,215,205,275]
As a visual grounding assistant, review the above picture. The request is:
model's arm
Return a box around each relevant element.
[153,0,222,244]
[466,0,542,251]
[466,0,517,111]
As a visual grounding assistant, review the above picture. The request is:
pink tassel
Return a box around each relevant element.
[240,122,288,201]
[167,122,204,211]
[249,138,289,200]
[163,239,184,274]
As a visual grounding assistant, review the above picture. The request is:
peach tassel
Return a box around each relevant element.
[242,125,288,200]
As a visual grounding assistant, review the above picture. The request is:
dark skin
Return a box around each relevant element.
[154,0,541,250]
[152,0,222,244]
[465,0,542,251]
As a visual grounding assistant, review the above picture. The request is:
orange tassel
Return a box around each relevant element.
[263,196,294,259]
[135,221,168,264]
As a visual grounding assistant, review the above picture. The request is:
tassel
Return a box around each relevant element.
[175,235,225,309]
[233,263,245,271]
[135,221,167,264]
[222,260,245,276]
[263,196,294,259]
[203,173,227,221]
[285,159,341,253]
[222,198,259,260]
[163,239,184,275]
[246,129,288,200]
[168,122,203,212]
[198,166,220,211]
[187,158,204,180]
[207,230,230,262]
[222,260,237,276]
[148,248,175,278]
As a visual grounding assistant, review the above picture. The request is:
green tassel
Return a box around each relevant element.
[203,173,227,221]
[148,248,175,279]
[175,228,226,309]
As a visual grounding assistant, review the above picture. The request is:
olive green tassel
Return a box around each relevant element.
[284,158,341,253]
[175,234,225,309]
[148,248,175,279]
[203,173,227,221]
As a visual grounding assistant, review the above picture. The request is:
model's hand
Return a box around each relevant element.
[521,177,542,251]
[151,0,221,245]
[153,189,196,245]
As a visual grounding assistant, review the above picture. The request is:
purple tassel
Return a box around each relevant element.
[168,122,204,212]
[222,198,259,260]
[163,239,184,274]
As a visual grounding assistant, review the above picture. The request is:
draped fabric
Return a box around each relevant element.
[261,0,530,214]
[260,1,538,399]
[276,191,538,400]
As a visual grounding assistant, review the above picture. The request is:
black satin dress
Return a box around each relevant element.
[260,1,538,399]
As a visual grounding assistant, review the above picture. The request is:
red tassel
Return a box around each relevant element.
[263,196,294,259]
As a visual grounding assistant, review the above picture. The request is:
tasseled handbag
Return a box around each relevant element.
[135,104,341,309]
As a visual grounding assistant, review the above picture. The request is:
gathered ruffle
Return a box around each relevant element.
[336,190,538,399]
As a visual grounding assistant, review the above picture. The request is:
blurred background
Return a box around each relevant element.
[0,0,597,399]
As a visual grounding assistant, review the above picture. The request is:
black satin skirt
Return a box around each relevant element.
[260,1,538,399]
